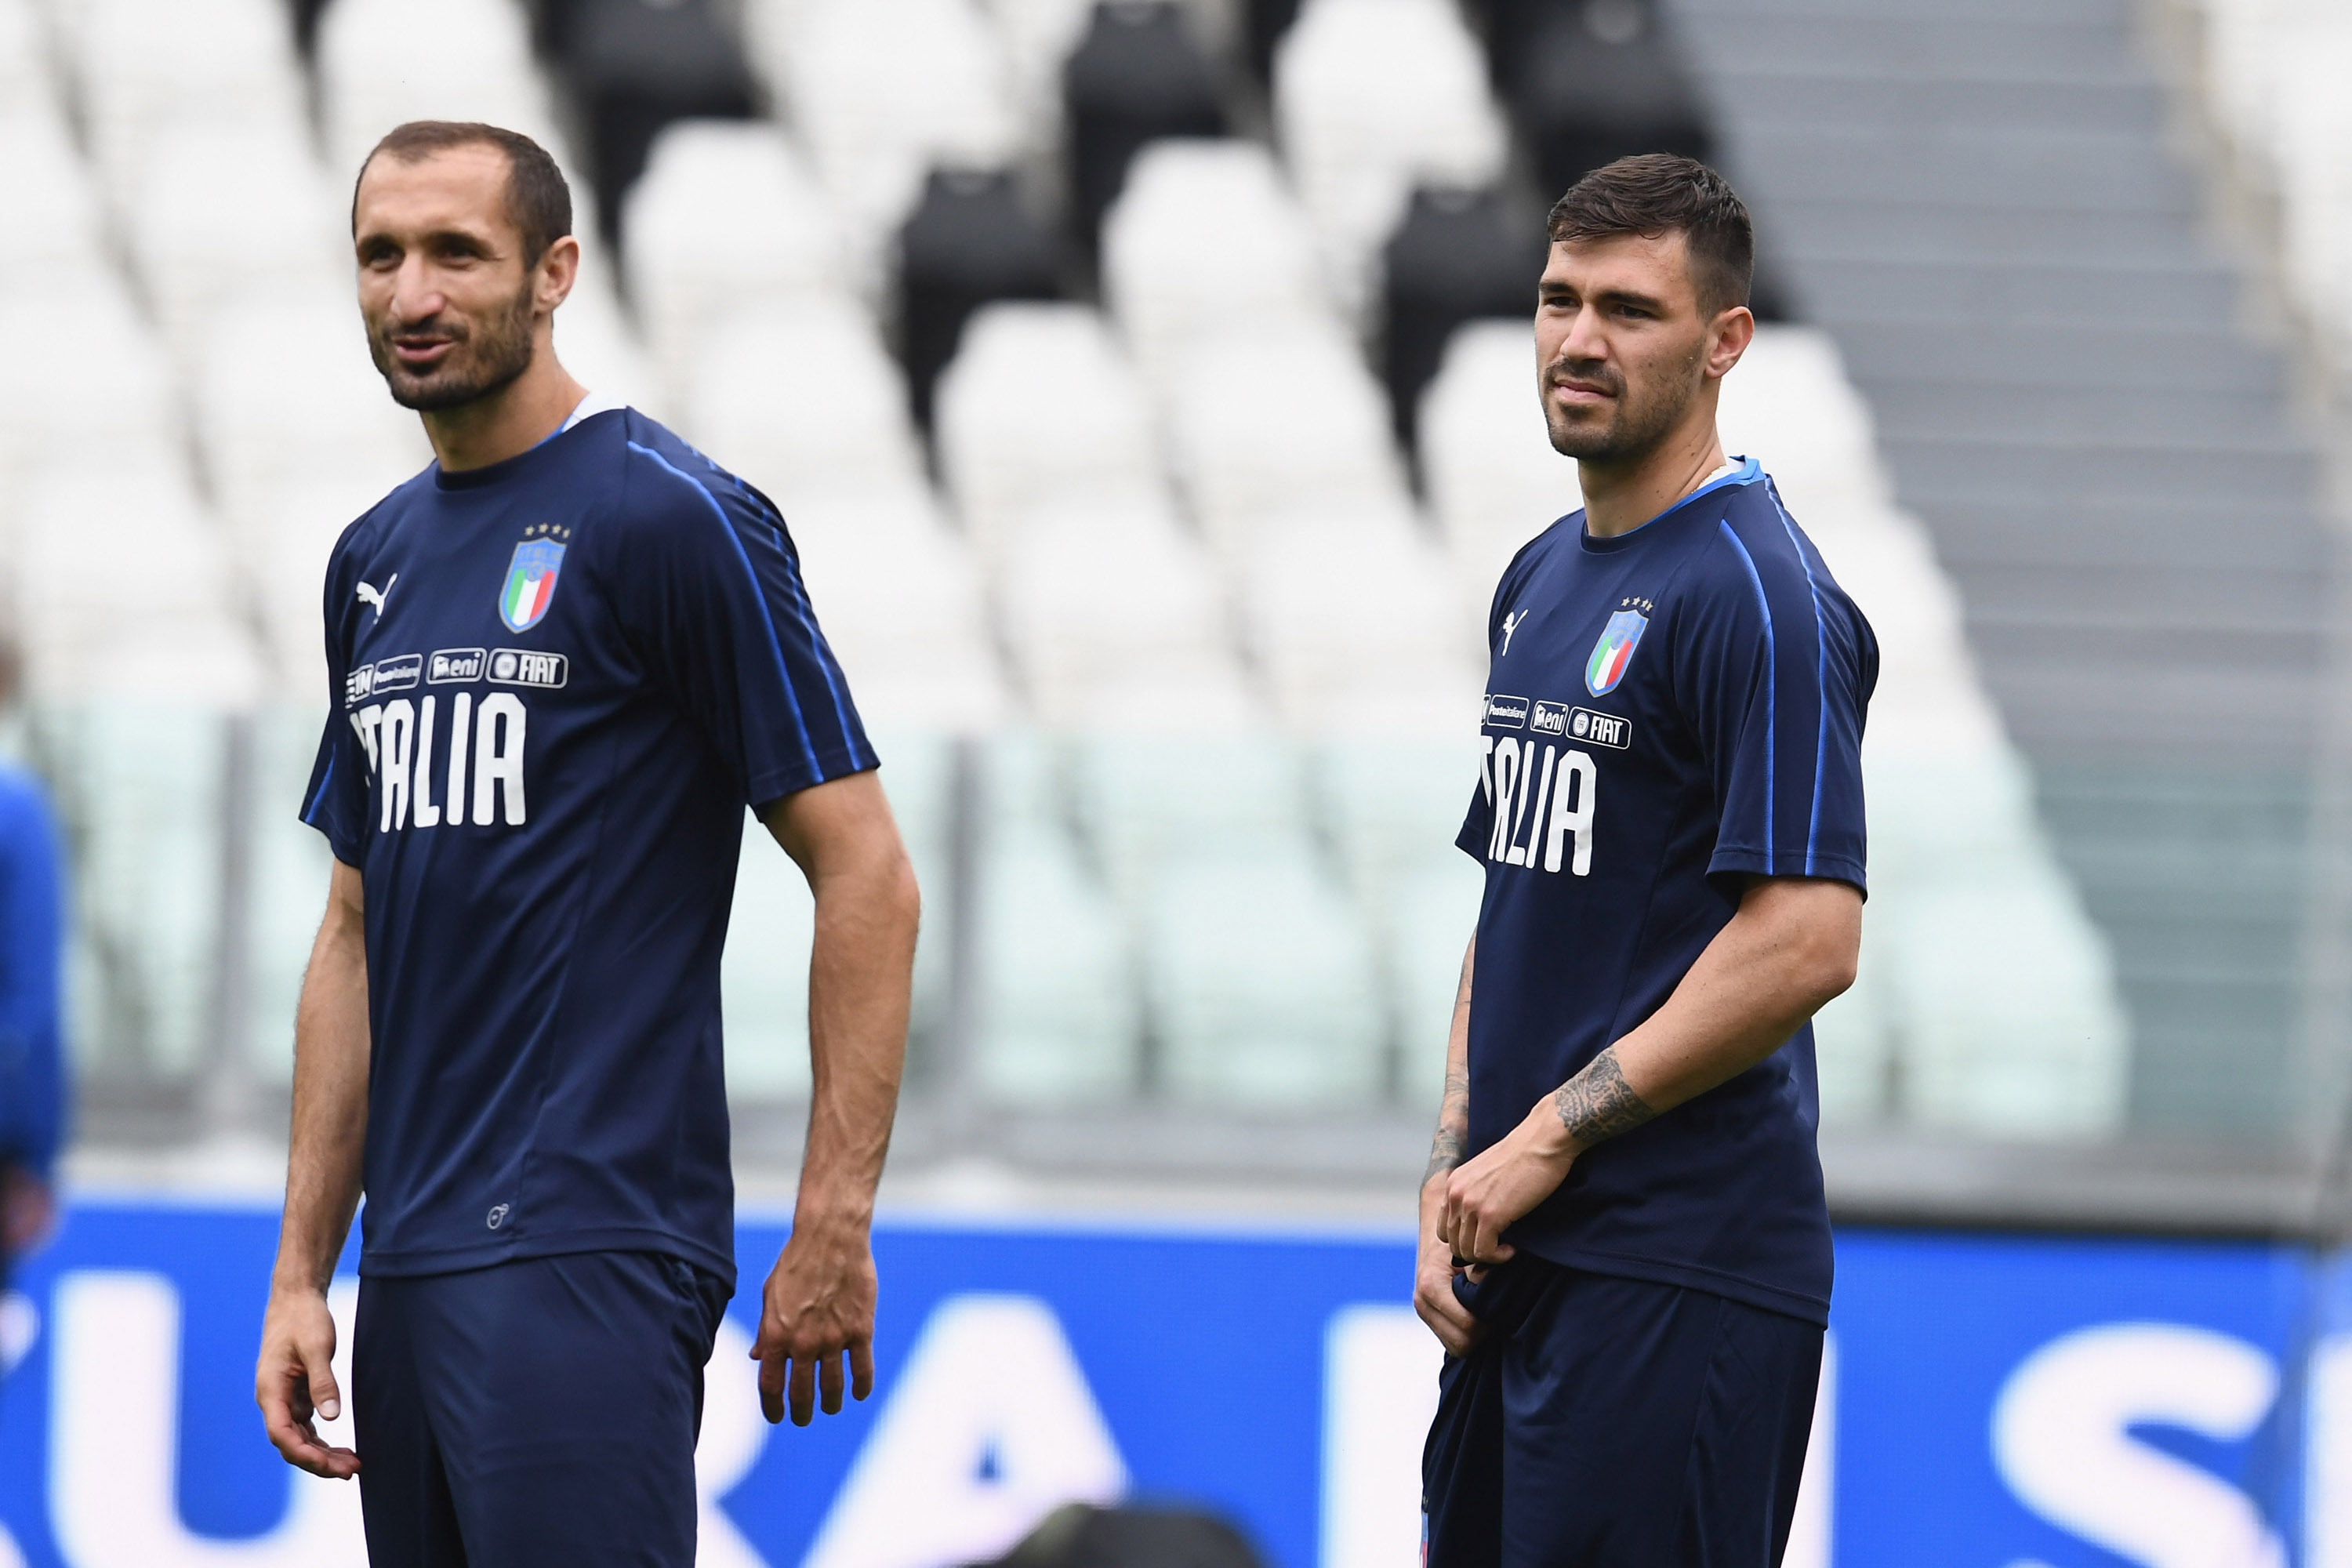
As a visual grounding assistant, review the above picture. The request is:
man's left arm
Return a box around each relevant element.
[750,770,919,1426]
[1440,876,1859,1265]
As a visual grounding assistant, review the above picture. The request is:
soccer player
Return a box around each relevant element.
[1415,155,1875,1566]
[0,627,64,1308]
[253,122,919,1566]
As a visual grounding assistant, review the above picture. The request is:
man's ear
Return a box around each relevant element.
[538,234,582,313]
[1707,304,1755,380]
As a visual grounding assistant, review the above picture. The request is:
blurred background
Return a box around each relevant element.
[2,0,2350,1563]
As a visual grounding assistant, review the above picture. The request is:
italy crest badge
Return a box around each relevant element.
[1584,608,1648,697]
[499,538,565,633]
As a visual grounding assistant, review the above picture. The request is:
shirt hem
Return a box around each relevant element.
[746,748,874,814]
[1512,1236,1831,1327]
[359,1225,738,1289]
[1707,848,1867,897]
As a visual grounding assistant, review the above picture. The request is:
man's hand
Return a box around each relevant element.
[752,1217,878,1426]
[1414,1178,1483,1356]
[255,1287,359,1479]
[2,1165,55,1257]
[1438,1098,1576,1268]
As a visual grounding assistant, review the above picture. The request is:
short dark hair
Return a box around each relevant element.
[1547,154,1754,317]
[355,122,573,266]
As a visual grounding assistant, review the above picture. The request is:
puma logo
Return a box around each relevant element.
[1500,608,1531,655]
[356,574,397,619]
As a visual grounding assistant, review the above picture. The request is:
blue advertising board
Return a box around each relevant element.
[0,1200,2337,1568]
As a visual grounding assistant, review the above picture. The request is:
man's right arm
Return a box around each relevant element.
[1414,935,1482,1356]
[256,858,368,1479]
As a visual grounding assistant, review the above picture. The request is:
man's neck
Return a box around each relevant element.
[421,343,588,473]
[1579,416,1733,540]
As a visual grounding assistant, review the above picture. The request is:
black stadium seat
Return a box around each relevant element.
[1381,183,1546,449]
[535,0,758,242]
[1476,0,1712,201]
[898,169,1062,429]
[1064,1,1229,260]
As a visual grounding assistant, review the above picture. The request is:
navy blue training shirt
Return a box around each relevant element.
[1458,457,1875,1325]
[301,406,874,1287]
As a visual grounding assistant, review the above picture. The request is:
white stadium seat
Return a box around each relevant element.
[0,0,51,112]
[975,820,1143,1105]
[1160,322,1406,552]
[0,103,109,289]
[1102,140,1329,379]
[1379,851,1484,1110]
[1310,736,1485,898]
[316,0,561,174]
[68,0,307,201]
[242,707,342,1085]
[680,297,927,510]
[126,125,346,361]
[979,0,1099,155]
[1272,0,1507,310]
[1145,844,1386,1109]
[1417,319,1581,592]
[994,498,1242,726]
[11,461,263,703]
[624,121,852,394]
[1071,733,1310,905]
[934,302,1164,551]
[745,0,1018,252]
[723,815,818,1101]
[0,282,177,494]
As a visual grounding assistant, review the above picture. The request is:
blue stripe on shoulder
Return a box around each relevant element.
[1717,518,1776,866]
[626,440,821,779]
[720,470,870,772]
[1764,484,1832,877]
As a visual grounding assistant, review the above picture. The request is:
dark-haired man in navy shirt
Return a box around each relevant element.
[254,122,919,1567]
[1418,155,1874,1566]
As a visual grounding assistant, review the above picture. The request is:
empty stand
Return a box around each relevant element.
[317,0,563,174]
[1272,0,1505,313]
[622,121,851,394]
[1676,0,2336,1137]
[1382,188,1546,445]
[1063,2,1228,256]
[1482,0,1714,200]
[896,169,1063,427]
[1417,321,1579,598]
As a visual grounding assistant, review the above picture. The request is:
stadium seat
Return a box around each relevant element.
[1070,733,1310,906]
[679,297,927,508]
[983,0,1099,158]
[1143,844,1385,1109]
[1062,2,1228,256]
[1309,737,1483,898]
[0,0,50,111]
[193,286,430,546]
[0,282,179,497]
[898,169,1063,428]
[11,462,263,703]
[1102,140,1324,379]
[1237,510,1480,731]
[0,103,109,290]
[241,706,342,1085]
[316,0,564,173]
[622,121,851,394]
[66,0,306,199]
[722,812,817,1100]
[1243,0,1301,84]
[1417,320,1581,590]
[1159,323,1406,551]
[126,124,346,360]
[34,703,230,1085]
[780,476,1013,734]
[1486,0,1712,202]
[1381,187,1546,443]
[974,819,1143,1105]
[535,0,758,241]
[933,302,1163,551]
[994,499,1240,726]
[1379,851,1483,1109]
[744,0,1018,251]
[1271,0,1505,311]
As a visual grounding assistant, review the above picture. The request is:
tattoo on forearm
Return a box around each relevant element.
[1422,1064,1471,1186]
[1552,1047,1656,1149]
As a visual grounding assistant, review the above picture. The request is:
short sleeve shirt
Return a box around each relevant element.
[1457,458,1876,1324]
[302,408,874,1285]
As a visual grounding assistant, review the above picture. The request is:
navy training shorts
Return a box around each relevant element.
[354,1250,732,1568]
[1423,1255,1823,1568]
